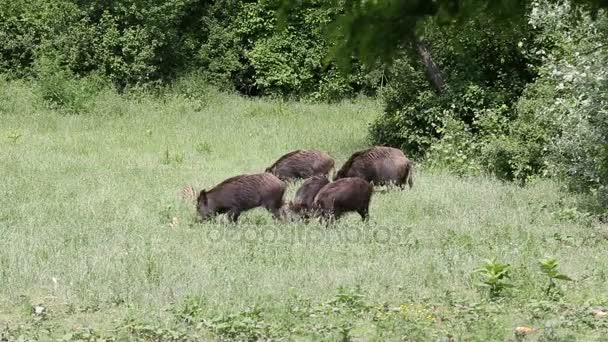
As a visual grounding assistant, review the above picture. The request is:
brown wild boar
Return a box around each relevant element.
[197,173,286,222]
[266,149,334,181]
[313,177,373,221]
[334,146,414,189]
[288,175,330,219]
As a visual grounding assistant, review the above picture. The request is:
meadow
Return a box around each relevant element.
[1,78,608,341]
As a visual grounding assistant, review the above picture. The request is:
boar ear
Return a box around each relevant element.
[197,190,208,205]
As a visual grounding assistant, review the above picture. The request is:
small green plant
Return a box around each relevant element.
[327,286,368,312]
[195,142,212,155]
[539,258,573,296]
[161,148,171,165]
[203,306,270,340]
[161,148,185,165]
[552,207,591,224]
[61,328,106,342]
[174,296,206,325]
[7,132,22,143]
[473,258,514,299]
[120,318,188,341]
[174,152,185,164]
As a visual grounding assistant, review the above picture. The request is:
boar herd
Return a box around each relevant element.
[193,146,414,223]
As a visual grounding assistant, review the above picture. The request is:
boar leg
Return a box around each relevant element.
[318,209,334,226]
[227,209,241,223]
[357,208,369,222]
[268,207,282,220]
[399,165,414,189]
[265,194,285,221]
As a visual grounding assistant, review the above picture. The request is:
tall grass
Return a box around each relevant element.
[1,77,607,340]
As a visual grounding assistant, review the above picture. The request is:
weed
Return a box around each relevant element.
[203,306,270,340]
[161,148,185,165]
[552,206,592,225]
[539,257,573,297]
[61,328,108,342]
[195,142,212,155]
[174,296,206,325]
[327,286,369,312]
[473,258,514,299]
[120,319,191,341]
[7,131,22,143]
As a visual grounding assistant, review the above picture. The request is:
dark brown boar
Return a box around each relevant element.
[197,173,286,222]
[334,146,414,189]
[313,177,373,221]
[288,175,330,218]
[265,149,335,181]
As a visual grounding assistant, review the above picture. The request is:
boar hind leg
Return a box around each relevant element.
[357,208,369,222]
[318,209,335,226]
[399,164,414,190]
[268,207,283,220]
[227,209,241,223]
[265,198,284,220]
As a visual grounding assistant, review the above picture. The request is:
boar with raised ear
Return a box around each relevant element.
[266,149,334,181]
[335,146,413,189]
[313,177,373,222]
[288,175,330,219]
[197,173,286,223]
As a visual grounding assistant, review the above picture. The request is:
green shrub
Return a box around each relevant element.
[369,56,440,156]
[473,258,514,299]
[370,12,537,159]
[426,116,481,176]
[495,1,608,205]
[0,0,379,99]
[370,0,608,211]
[34,56,109,114]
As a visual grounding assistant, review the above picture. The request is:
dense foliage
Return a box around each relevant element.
[370,12,538,158]
[317,0,608,66]
[513,2,608,204]
[0,0,378,99]
[370,0,608,209]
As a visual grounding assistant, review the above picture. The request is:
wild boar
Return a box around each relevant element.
[197,173,286,222]
[334,146,413,189]
[313,177,373,221]
[288,175,330,219]
[265,149,334,181]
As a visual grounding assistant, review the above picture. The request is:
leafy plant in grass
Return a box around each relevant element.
[161,148,185,166]
[328,286,368,312]
[539,258,573,296]
[61,328,106,342]
[121,318,190,341]
[7,131,21,143]
[473,258,514,299]
[174,296,206,325]
[203,306,271,341]
[195,142,212,155]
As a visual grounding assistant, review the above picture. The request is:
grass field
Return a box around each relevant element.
[1,78,608,341]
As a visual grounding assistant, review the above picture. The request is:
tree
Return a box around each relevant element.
[281,0,608,67]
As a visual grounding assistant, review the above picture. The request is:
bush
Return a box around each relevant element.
[369,56,441,157]
[371,0,608,209]
[426,116,481,176]
[516,1,608,205]
[34,56,109,114]
[370,12,538,159]
[0,0,380,100]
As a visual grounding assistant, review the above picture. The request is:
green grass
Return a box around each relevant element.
[1,78,608,341]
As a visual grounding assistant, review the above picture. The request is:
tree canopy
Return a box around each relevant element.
[280,0,608,66]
